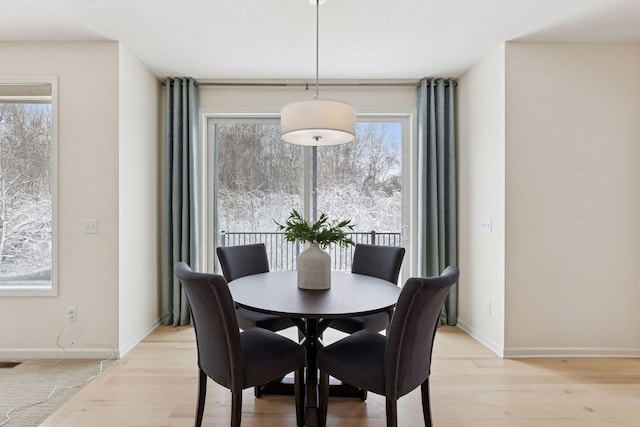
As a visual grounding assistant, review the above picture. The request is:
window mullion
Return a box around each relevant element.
[311,146,318,223]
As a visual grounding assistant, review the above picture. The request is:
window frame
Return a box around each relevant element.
[200,109,415,280]
[0,76,58,297]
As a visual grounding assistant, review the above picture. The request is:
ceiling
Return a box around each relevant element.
[2,0,640,81]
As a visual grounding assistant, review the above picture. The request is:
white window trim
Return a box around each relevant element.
[200,108,416,279]
[200,111,280,273]
[0,76,58,297]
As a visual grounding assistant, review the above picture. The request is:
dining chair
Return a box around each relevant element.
[328,244,405,334]
[216,243,295,332]
[174,262,306,427]
[317,266,460,427]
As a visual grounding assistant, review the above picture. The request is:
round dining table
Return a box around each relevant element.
[229,270,401,427]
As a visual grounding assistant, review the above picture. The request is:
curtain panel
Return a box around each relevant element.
[417,77,458,325]
[161,77,200,326]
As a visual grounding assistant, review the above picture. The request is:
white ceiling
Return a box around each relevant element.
[2,0,640,81]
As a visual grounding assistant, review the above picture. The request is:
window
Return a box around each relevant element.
[315,121,403,237]
[205,114,406,273]
[0,78,57,296]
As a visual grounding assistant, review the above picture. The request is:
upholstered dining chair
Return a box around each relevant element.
[328,244,405,334]
[174,262,306,427]
[216,243,295,332]
[317,266,459,427]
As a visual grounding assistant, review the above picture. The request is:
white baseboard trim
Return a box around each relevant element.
[456,320,640,358]
[0,318,162,361]
[456,319,505,357]
[503,347,640,358]
[119,317,161,357]
[0,347,119,360]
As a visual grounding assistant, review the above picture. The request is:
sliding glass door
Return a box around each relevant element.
[205,115,405,273]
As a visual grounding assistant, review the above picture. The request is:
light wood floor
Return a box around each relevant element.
[41,325,640,426]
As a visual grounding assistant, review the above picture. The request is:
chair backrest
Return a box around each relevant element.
[384,266,459,399]
[216,243,270,282]
[351,244,405,284]
[174,262,243,392]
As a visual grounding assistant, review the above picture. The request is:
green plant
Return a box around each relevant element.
[275,209,355,249]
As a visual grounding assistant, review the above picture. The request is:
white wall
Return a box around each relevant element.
[457,44,507,353]
[199,84,417,112]
[199,84,420,275]
[0,42,120,357]
[458,41,640,357]
[117,45,161,355]
[0,42,161,358]
[504,42,640,357]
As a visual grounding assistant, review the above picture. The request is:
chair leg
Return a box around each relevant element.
[385,397,397,427]
[319,370,330,427]
[421,378,433,427]
[294,367,305,427]
[231,391,242,427]
[254,385,263,398]
[195,369,207,427]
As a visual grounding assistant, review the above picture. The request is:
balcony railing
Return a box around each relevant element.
[219,231,402,271]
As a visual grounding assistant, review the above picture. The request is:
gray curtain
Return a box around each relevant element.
[417,77,457,325]
[161,77,200,326]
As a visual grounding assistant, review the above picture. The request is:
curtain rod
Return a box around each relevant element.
[161,80,456,88]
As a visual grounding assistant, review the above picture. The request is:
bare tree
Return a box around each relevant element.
[215,121,401,233]
[0,103,52,278]
[316,124,399,187]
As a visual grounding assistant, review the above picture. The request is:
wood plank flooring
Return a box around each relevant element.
[41,326,640,426]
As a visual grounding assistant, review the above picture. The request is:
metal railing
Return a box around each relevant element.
[219,231,402,271]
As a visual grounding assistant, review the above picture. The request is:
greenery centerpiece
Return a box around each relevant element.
[276,209,355,248]
[276,209,355,290]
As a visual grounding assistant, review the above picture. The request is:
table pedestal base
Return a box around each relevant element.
[256,375,366,400]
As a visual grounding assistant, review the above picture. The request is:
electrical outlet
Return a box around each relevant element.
[66,307,77,322]
[480,219,492,233]
[83,219,98,234]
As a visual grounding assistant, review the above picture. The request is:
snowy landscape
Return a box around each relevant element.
[0,103,52,280]
[0,114,403,279]
[214,122,403,269]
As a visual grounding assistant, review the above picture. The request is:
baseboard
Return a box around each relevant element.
[0,318,161,361]
[503,346,640,358]
[456,320,640,358]
[456,319,505,357]
[119,317,161,357]
[0,347,118,360]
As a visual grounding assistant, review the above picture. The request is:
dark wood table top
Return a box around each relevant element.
[229,270,401,319]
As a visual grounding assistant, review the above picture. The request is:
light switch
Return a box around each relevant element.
[480,219,492,233]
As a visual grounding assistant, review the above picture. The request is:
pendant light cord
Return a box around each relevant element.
[315,0,319,99]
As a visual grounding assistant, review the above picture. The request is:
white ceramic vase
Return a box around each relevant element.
[297,242,331,290]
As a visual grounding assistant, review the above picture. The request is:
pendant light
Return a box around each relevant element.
[280,0,356,146]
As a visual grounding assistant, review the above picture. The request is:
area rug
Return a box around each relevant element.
[0,358,113,426]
